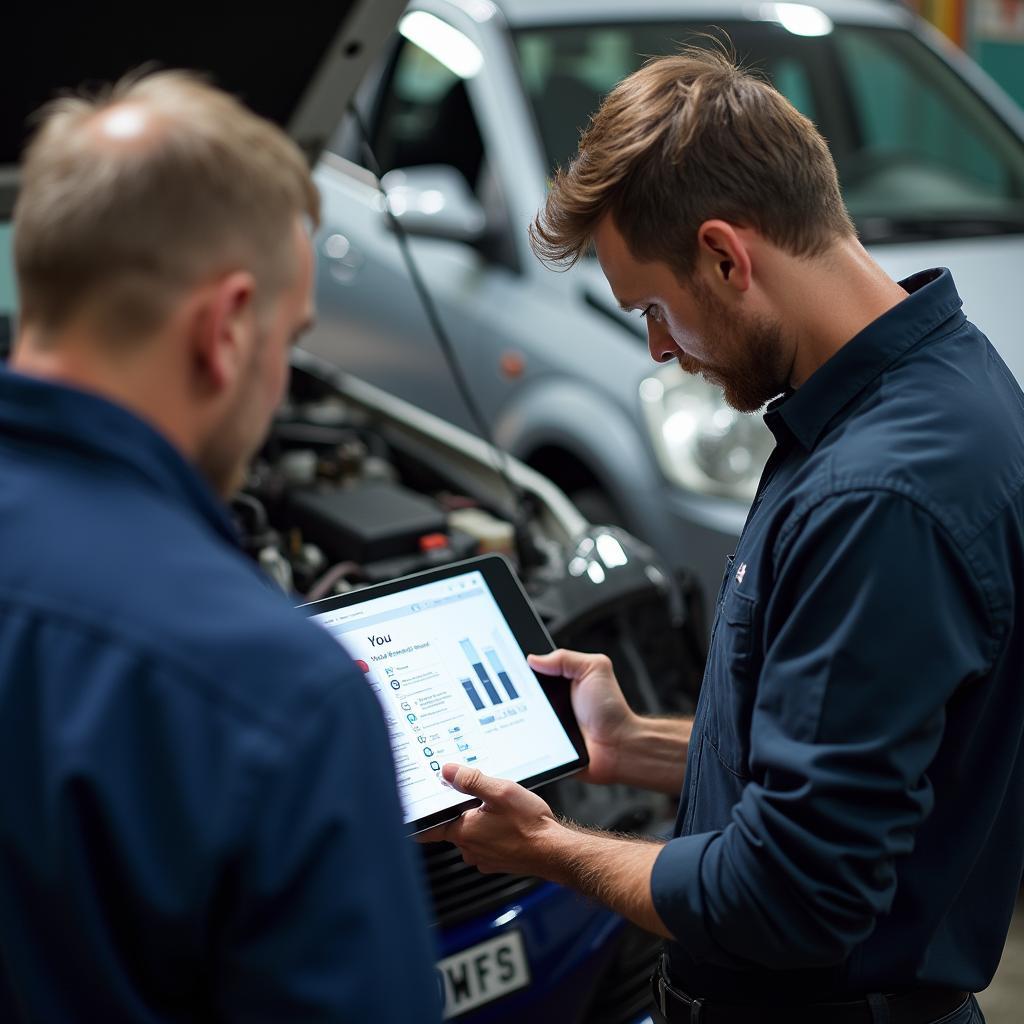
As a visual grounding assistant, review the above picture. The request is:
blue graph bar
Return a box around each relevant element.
[461,638,502,705]
[485,648,519,700]
[498,672,518,700]
[477,667,501,705]
[461,678,484,711]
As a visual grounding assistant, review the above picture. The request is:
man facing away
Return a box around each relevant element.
[423,48,1024,1024]
[0,72,440,1022]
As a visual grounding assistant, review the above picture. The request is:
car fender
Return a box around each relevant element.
[492,374,671,540]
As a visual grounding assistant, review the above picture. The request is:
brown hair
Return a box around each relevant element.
[529,45,854,276]
[14,69,320,341]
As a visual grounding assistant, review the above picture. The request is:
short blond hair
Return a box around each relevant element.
[530,46,854,277]
[14,69,320,340]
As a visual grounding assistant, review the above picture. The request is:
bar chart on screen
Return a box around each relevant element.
[310,569,577,825]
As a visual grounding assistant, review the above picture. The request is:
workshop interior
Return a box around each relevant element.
[1,2,1023,1022]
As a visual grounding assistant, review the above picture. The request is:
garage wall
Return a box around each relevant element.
[912,0,1024,108]
[976,39,1024,108]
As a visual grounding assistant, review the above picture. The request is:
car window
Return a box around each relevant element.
[834,28,1019,218]
[371,37,486,192]
[773,56,817,123]
[342,32,517,268]
[514,21,1024,242]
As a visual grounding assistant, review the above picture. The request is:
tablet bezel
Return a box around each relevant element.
[300,553,589,835]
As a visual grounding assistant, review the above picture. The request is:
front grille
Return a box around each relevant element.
[584,925,661,1024]
[421,841,539,929]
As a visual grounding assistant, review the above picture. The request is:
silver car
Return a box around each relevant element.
[305,0,1024,609]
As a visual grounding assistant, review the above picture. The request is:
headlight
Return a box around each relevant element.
[639,363,774,502]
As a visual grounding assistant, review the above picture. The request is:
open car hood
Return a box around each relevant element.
[0,3,406,217]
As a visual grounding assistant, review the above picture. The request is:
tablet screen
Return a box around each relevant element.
[307,563,581,831]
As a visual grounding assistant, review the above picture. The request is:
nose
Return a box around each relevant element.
[645,317,676,364]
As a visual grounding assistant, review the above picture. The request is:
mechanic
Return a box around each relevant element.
[422,48,1024,1024]
[0,72,440,1021]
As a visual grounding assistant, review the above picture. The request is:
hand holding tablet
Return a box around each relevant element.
[303,555,588,834]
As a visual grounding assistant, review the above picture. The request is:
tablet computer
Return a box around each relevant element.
[301,554,588,835]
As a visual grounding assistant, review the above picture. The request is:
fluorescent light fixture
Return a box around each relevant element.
[760,3,833,37]
[399,11,484,78]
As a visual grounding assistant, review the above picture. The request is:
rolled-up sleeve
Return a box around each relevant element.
[651,489,995,969]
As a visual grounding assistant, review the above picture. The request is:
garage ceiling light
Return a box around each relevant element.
[759,3,834,37]
[399,11,484,78]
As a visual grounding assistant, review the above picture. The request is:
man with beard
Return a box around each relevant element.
[420,48,1024,1024]
[0,72,439,1021]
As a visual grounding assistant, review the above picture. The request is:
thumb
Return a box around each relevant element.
[442,763,506,802]
[528,648,599,680]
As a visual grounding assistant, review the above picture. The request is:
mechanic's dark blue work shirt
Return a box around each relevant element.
[652,269,1024,1001]
[0,369,440,1022]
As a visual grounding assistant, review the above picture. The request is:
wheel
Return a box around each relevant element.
[571,487,628,529]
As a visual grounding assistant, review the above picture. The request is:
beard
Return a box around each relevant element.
[681,279,790,414]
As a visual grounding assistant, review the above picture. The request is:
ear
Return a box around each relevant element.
[696,220,752,294]
[190,272,258,394]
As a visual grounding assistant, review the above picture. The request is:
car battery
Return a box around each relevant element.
[288,480,447,565]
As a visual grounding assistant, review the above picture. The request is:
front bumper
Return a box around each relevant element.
[435,881,661,1023]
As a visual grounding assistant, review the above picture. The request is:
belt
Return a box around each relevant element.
[651,958,969,1024]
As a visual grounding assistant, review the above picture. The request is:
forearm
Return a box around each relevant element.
[612,714,692,795]
[538,820,672,938]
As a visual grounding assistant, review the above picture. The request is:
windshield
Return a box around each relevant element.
[514,21,1024,243]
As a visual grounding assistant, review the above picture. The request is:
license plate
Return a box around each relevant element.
[438,930,530,1018]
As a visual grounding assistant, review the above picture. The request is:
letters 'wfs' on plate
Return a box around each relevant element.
[438,930,530,1018]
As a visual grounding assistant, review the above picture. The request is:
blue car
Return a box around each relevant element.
[430,856,659,1021]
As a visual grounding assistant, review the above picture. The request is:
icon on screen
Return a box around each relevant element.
[423,747,433,757]
[401,702,411,711]
[418,736,427,744]
[430,761,441,771]
[406,714,417,723]
[390,680,401,690]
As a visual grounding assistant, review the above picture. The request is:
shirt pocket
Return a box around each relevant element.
[704,585,760,780]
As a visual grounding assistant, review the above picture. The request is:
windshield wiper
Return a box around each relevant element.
[856,212,1024,244]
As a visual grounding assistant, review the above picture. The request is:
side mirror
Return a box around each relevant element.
[380,165,487,245]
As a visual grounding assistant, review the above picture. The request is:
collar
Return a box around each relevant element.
[763,268,965,450]
[0,366,238,545]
